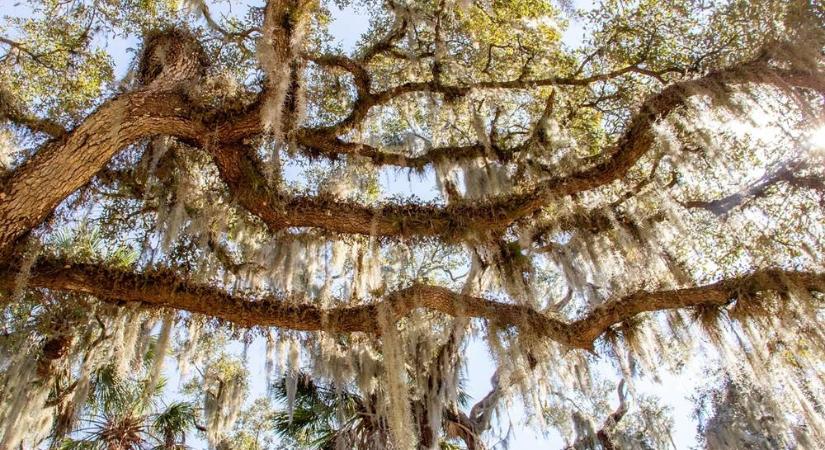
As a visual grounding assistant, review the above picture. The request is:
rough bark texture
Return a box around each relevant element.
[2,43,822,252]
[0,11,823,344]
[0,90,206,253]
[2,257,822,349]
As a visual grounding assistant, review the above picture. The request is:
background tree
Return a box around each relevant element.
[0,0,824,448]
[58,364,198,449]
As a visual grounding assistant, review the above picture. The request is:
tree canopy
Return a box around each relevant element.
[0,0,824,448]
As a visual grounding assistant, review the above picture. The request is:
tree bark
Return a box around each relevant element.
[1,257,822,350]
[0,90,206,255]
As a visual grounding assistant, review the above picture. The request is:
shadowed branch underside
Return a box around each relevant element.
[3,257,822,349]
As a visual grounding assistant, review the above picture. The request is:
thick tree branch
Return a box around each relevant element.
[0,89,208,254]
[0,28,211,255]
[210,62,824,239]
[208,141,540,239]
[1,257,822,350]
[1,32,821,253]
[683,159,824,216]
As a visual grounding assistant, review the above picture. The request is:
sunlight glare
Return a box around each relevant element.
[809,125,825,151]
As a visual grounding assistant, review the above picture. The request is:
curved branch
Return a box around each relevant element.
[683,159,825,216]
[212,62,823,239]
[295,132,491,169]
[298,62,662,141]
[0,36,58,70]
[2,257,822,350]
[0,89,207,254]
[1,47,820,254]
[281,57,823,169]
[563,380,629,450]
[358,12,409,63]
[0,27,214,256]
[304,52,372,97]
[208,141,542,239]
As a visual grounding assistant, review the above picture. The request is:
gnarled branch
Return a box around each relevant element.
[683,158,825,216]
[1,257,822,350]
[1,26,821,254]
[208,62,824,240]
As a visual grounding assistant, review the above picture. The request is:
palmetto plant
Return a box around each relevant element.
[49,227,138,270]
[270,371,472,450]
[58,365,198,450]
[271,372,388,450]
[3,0,825,448]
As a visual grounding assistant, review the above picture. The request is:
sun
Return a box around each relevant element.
[809,125,825,151]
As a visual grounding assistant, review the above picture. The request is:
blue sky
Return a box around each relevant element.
[307,3,703,448]
[3,1,705,447]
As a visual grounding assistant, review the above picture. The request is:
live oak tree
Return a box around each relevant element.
[0,0,824,448]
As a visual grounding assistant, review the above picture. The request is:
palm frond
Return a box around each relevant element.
[152,401,197,446]
[57,438,100,450]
